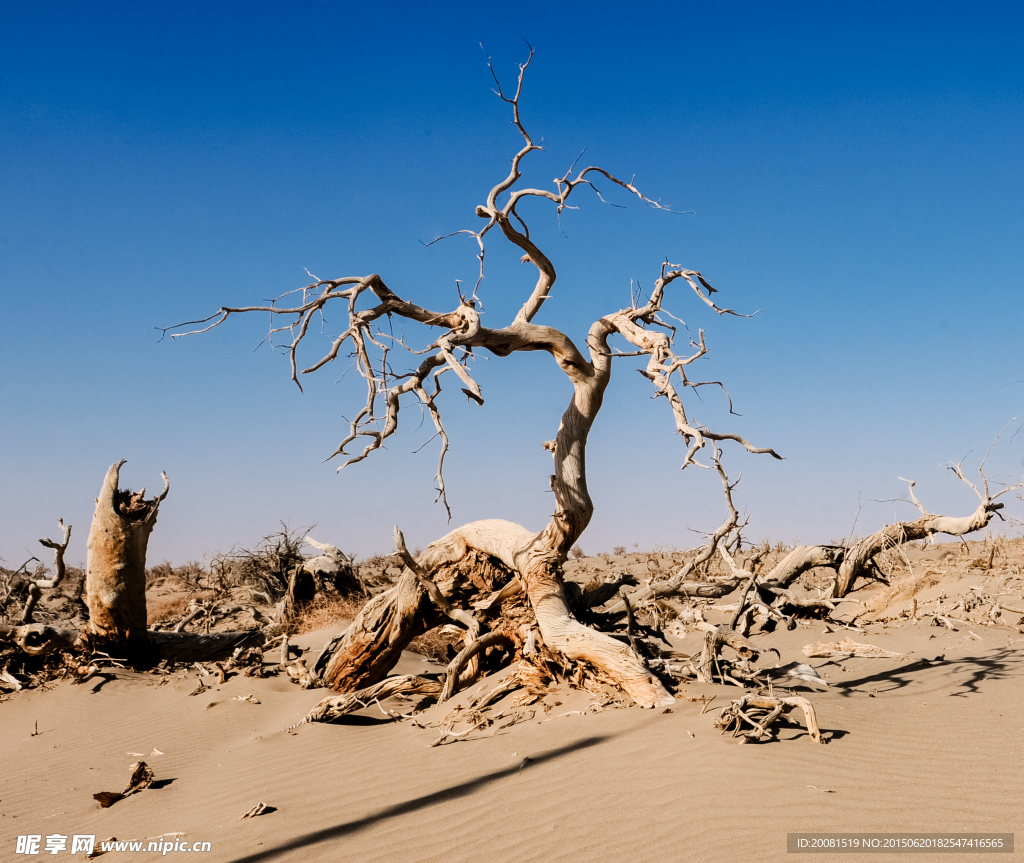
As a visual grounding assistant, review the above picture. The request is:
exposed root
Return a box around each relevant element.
[714,694,823,743]
[440,630,514,703]
[302,674,443,725]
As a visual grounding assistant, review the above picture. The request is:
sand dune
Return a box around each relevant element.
[3,611,1021,863]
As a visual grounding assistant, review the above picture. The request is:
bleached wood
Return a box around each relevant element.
[763,545,841,587]
[20,519,73,624]
[164,53,783,708]
[835,482,1008,597]
[84,461,169,651]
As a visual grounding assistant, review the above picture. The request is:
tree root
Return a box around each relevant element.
[714,694,823,743]
[302,674,443,724]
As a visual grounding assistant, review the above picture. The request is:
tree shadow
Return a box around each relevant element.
[86,673,119,693]
[316,714,392,727]
[830,648,1024,698]
[224,734,611,863]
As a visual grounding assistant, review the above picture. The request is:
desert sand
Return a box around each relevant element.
[3,542,1023,863]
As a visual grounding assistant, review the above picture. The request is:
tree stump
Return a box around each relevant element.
[83,460,168,659]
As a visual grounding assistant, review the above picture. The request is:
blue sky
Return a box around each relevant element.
[2,0,1022,567]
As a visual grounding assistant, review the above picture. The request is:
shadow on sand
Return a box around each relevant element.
[224,734,612,863]
[831,646,1024,698]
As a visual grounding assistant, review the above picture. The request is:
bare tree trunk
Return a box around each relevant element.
[316,520,526,691]
[764,545,842,587]
[319,569,441,690]
[507,341,674,708]
[83,461,169,657]
[835,499,1000,597]
[166,53,781,708]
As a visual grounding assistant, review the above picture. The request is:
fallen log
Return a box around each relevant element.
[0,623,262,663]
[802,637,903,659]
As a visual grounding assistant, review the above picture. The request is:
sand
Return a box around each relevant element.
[3,554,1023,862]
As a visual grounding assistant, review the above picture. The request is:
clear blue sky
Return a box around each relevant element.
[2,0,1022,568]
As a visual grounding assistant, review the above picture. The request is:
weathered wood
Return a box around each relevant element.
[319,568,442,691]
[0,623,261,663]
[21,520,73,624]
[303,675,443,724]
[802,636,903,659]
[763,545,842,587]
[608,574,743,613]
[0,623,77,656]
[716,693,821,743]
[439,630,513,703]
[83,461,168,655]
[835,494,1002,597]
[150,630,263,663]
[696,621,761,683]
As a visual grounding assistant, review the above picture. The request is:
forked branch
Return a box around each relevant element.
[835,441,1022,597]
[21,519,73,624]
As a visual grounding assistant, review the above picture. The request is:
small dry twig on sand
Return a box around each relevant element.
[802,637,903,660]
[93,760,155,808]
[240,802,269,820]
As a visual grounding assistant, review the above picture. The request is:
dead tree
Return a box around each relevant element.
[81,460,169,655]
[834,452,1019,597]
[2,462,260,666]
[166,51,781,707]
[18,519,73,624]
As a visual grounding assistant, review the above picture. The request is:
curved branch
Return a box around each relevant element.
[21,519,73,624]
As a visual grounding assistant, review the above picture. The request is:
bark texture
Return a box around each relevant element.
[84,461,169,654]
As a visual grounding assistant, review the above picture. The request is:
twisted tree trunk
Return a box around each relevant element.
[835,498,1001,597]
[317,318,674,707]
[168,53,779,708]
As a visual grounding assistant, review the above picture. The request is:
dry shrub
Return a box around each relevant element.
[211,524,309,598]
[874,545,910,579]
[147,594,190,624]
[292,594,366,635]
[408,627,465,664]
[866,568,944,615]
[146,590,216,624]
[570,545,585,560]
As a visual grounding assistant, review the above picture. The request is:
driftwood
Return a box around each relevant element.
[715,694,822,743]
[83,461,169,654]
[695,621,762,683]
[303,675,443,724]
[303,536,364,595]
[0,623,260,663]
[20,520,73,624]
[0,623,77,656]
[93,760,155,808]
[440,630,513,703]
[763,545,842,587]
[802,637,903,660]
